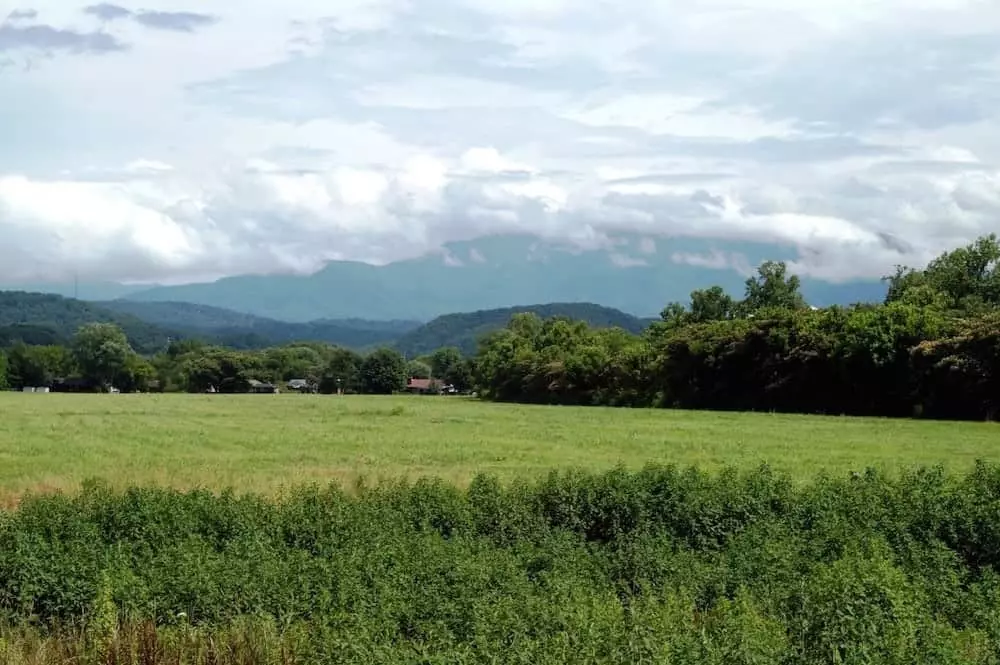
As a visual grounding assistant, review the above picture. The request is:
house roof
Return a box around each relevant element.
[407,378,439,390]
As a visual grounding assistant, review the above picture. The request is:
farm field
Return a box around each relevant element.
[0,391,997,504]
[3,392,1000,662]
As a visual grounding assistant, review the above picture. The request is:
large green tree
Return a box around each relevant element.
[0,350,8,391]
[6,342,74,388]
[690,286,736,323]
[360,347,407,394]
[740,260,807,314]
[72,323,134,391]
[886,234,1000,312]
[429,347,462,379]
[429,346,475,390]
[407,359,432,379]
[319,348,363,393]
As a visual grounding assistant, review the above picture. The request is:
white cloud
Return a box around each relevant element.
[609,253,647,268]
[671,249,754,276]
[2,0,1000,285]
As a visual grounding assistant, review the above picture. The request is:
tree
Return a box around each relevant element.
[263,345,325,382]
[360,348,407,394]
[430,347,463,381]
[740,261,806,314]
[886,234,1000,312]
[0,350,8,391]
[72,323,134,391]
[429,346,476,389]
[690,286,736,323]
[6,343,74,388]
[444,358,476,392]
[182,352,224,393]
[319,347,363,394]
[407,360,432,379]
[118,355,156,393]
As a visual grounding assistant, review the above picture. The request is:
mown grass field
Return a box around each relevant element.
[0,392,997,505]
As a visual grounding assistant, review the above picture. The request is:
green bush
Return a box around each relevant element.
[3,464,1000,662]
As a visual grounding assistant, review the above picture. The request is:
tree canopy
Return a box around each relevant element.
[360,348,407,395]
[73,323,135,391]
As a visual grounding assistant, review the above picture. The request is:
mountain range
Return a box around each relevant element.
[0,291,651,357]
[1,235,888,322]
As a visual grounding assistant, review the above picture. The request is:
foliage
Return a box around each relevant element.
[395,303,654,357]
[0,291,177,354]
[319,347,363,394]
[72,323,135,391]
[430,347,476,391]
[886,233,1000,313]
[361,347,407,394]
[98,299,420,349]
[0,350,7,391]
[407,359,432,379]
[740,260,807,314]
[659,261,805,330]
[475,238,1000,421]
[2,465,1000,662]
[5,342,75,389]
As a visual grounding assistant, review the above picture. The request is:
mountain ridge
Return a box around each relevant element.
[1,291,657,357]
[90,235,887,321]
[97,300,420,349]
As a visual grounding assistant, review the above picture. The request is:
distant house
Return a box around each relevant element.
[247,379,279,394]
[286,379,316,393]
[406,378,446,394]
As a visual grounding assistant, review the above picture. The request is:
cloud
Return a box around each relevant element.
[82,4,133,21]
[637,238,657,255]
[0,21,125,55]
[609,253,647,268]
[132,10,218,32]
[6,9,37,21]
[671,249,753,277]
[2,0,1000,286]
[82,4,218,32]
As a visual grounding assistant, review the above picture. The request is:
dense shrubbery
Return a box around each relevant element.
[474,236,1000,421]
[2,465,1000,662]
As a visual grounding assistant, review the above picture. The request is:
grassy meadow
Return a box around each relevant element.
[0,391,997,504]
[4,392,1000,662]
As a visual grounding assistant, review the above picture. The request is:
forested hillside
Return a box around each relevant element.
[99,300,420,350]
[0,292,178,354]
[395,302,654,356]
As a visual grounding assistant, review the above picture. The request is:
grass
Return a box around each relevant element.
[0,392,997,505]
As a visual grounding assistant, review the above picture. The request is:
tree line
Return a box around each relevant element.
[474,235,1000,421]
[3,234,998,420]
[0,322,475,396]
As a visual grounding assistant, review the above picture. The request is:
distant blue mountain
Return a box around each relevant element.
[4,234,887,321]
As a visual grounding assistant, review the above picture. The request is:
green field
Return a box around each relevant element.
[0,392,997,505]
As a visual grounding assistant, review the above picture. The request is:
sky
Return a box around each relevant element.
[2,0,999,285]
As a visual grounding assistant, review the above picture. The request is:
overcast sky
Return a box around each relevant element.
[2,0,999,284]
